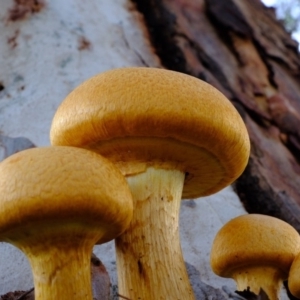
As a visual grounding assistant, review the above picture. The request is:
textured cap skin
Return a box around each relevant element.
[210,214,300,278]
[0,146,133,244]
[50,67,250,198]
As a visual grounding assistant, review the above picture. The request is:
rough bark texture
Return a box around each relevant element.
[130,0,300,227]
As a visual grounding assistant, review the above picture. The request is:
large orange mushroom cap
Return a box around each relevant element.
[50,67,250,198]
[0,146,133,244]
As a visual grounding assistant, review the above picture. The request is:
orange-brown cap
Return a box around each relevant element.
[0,146,133,244]
[210,214,300,279]
[50,67,250,198]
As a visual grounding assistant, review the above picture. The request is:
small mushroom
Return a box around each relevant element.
[288,251,300,298]
[210,214,300,300]
[50,67,250,299]
[0,146,133,300]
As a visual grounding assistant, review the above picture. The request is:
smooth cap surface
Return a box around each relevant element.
[0,146,133,244]
[210,214,300,278]
[50,67,250,198]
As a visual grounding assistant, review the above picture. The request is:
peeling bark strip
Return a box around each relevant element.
[205,0,252,37]
[8,0,45,22]
[131,0,187,73]
[131,0,300,228]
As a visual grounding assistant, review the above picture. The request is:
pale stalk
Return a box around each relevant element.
[233,266,283,300]
[14,229,99,300]
[115,167,194,300]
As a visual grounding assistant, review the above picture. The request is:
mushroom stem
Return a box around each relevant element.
[115,167,194,299]
[13,226,101,300]
[232,266,282,300]
[0,146,133,300]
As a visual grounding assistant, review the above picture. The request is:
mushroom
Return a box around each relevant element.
[0,146,133,300]
[288,251,300,298]
[50,67,250,299]
[210,214,300,300]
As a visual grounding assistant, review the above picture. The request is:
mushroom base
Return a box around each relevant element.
[8,224,103,300]
[115,166,195,300]
[232,266,284,300]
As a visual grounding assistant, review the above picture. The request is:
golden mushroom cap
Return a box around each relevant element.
[0,146,133,244]
[50,67,250,198]
[210,214,300,279]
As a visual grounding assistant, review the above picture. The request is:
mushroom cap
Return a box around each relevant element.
[50,67,250,198]
[210,214,300,279]
[288,252,300,298]
[0,146,133,244]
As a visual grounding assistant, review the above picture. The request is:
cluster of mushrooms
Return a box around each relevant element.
[0,67,298,299]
